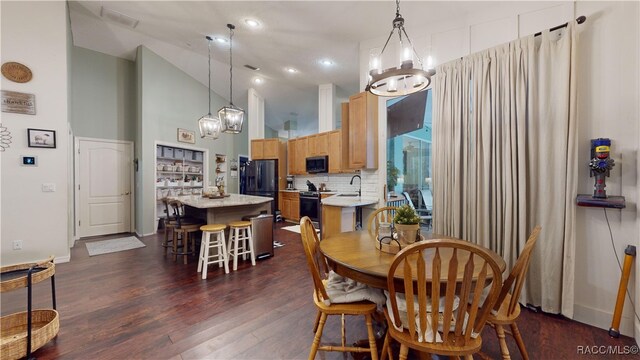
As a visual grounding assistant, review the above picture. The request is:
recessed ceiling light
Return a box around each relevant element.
[214,37,228,44]
[244,19,260,28]
[320,59,333,66]
[253,77,264,84]
[285,67,298,74]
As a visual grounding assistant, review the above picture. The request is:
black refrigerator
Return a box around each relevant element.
[240,159,278,215]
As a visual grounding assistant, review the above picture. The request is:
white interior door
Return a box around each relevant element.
[78,139,132,237]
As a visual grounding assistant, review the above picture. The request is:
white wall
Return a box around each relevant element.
[1,1,70,263]
[359,1,640,340]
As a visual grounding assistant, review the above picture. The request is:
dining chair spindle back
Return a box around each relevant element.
[367,206,399,238]
[487,225,542,360]
[382,239,503,360]
[299,216,379,360]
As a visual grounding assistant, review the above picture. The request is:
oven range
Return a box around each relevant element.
[299,191,321,229]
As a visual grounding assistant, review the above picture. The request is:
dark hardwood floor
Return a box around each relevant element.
[2,223,637,359]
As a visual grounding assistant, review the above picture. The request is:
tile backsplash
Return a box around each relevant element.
[293,170,380,199]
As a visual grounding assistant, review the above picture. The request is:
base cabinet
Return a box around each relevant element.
[281,191,300,221]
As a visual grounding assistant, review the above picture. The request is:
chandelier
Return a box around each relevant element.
[219,24,244,134]
[366,0,435,97]
[198,36,222,139]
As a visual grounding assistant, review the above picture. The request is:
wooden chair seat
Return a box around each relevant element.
[312,290,378,315]
[488,293,521,324]
[200,224,226,232]
[384,306,483,356]
[228,220,251,228]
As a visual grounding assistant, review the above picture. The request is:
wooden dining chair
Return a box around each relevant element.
[486,225,542,360]
[381,239,503,360]
[367,206,399,238]
[299,216,379,360]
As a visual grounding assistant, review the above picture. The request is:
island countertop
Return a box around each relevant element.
[321,193,378,207]
[170,193,272,209]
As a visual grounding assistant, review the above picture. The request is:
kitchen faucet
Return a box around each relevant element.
[350,174,361,197]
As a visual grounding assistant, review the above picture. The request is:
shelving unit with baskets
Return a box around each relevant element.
[1,256,58,360]
[155,144,208,228]
[215,154,227,193]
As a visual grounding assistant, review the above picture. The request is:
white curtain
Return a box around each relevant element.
[432,23,578,316]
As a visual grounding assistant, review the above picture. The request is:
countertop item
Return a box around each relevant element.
[170,193,272,209]
[321,193,378,207]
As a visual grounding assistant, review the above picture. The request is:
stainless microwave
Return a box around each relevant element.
[306,156,329,173]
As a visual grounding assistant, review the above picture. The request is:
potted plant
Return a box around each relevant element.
[393,204,421,245]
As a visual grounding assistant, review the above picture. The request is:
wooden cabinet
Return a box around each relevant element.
[294,137,308,175]
[287,139,296,175]
[281,191,300,221]
[315,133,328,156]
[328,130,342,173]
[348,92,378,170]
[251,138,280,159]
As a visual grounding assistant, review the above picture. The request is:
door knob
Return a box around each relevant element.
[123,192,130,195]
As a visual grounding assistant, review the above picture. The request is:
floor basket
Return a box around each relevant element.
[0,309,59,360]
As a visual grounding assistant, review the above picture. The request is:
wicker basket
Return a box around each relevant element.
[0,309,59,360]
[0,257,55,293]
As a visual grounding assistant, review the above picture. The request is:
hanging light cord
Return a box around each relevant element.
[377,0,423,69]
[207,38,212,115]
[228,25,234,106]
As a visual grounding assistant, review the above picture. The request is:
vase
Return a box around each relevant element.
[395,223,420,245]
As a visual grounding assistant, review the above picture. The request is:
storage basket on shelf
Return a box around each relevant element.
[1,256,59,360]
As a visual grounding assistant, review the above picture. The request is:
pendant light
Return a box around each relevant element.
[219,24,244,134]
[198,36,222,139]
[366,0,435,97]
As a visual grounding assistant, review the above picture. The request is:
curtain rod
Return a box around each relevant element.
[534,15,586,37]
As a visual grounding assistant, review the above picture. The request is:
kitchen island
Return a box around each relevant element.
[171,193,272,224]
[321,194,378,238]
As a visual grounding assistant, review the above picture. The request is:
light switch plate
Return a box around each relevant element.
[42,183,56,192]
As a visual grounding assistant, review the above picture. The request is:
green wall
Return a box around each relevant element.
[138,46,247,234]
[70,47,136,141]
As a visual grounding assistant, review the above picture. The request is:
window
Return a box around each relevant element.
[386,89,432,209]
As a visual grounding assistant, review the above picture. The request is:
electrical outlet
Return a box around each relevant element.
[13,240,23,250]
[42,183,56,192]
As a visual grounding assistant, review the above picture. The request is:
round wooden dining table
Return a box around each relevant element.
[319,230,506,290]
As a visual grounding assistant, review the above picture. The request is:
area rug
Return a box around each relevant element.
[281,225,320,234]
[85,236,146,256]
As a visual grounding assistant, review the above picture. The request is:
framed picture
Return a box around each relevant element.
[27,128,56,148]
[177,128,195,144]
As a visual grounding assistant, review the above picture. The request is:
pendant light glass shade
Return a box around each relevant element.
[199,36,222,139]
[218,105,244,134]
[220,24,245,134]
[366,0,435,97]
[199,114,222,139]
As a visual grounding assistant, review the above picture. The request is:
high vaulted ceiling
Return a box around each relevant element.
[68,1,493,134]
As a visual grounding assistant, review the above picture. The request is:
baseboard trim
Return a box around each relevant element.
[55,255,70,263]
[574,303,635,337]
[136,231,156,237]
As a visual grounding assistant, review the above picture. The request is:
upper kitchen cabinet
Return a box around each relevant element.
[287,138,296,175]
[347,92,378,170]
[328,130,342,174]
[251,138,280,159]
[308,133,328,157]
[294,137,308,175]
[252,138,287,189]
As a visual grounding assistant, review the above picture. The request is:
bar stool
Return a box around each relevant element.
[170,200,203,264]
[227,220,256,271]
[198,224,229,279]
